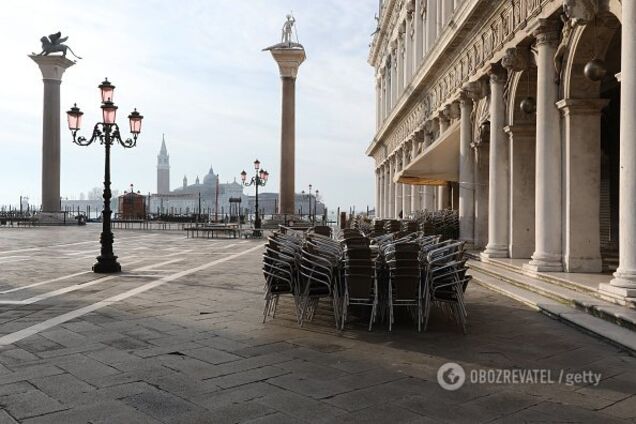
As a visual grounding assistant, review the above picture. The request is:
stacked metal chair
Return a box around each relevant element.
[384,240,422,331]
[402,220,419,234]
[339,231,378,331]
[372,220,387,236]
[262,231,303,323]
[384,220,401,234]
[311,225,332,238]
[422,241,470,333]
[298,234,343,328]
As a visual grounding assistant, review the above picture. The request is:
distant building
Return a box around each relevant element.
[118,191,147,219]
[149,139,248,215]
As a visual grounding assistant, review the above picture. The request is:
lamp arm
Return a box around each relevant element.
[111,123,137,148]
[72,123,103,146]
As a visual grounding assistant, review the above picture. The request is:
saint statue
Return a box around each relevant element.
[281,14,296,44]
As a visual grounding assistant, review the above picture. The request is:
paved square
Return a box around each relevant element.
[0,226,633,423]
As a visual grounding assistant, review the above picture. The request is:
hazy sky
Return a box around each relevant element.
[0,1,378,211]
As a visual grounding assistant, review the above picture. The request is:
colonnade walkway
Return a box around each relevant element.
[0,226,633,422]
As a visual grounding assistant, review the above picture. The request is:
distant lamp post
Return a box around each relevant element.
[301,190,305,216]
[308,184,313,223]
[67,78,143,274]
[241,159,268,229]
[314,189,319,223]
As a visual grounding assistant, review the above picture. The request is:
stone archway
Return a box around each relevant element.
[472,95,490,249]
[559,10,621,272]
[505,67,537,258]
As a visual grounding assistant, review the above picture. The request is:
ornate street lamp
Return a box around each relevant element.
[241,160,268,229]
[66,78,143,273]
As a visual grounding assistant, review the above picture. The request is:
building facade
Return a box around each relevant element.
[367,0,634,302]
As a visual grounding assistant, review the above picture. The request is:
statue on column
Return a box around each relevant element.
[36,32,82,60]
[281,14,296,45]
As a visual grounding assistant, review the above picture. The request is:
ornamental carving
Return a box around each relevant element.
[502,47,529,72]
[562,0,598,26]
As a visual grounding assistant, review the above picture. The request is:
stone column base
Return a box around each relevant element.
[598,283,636,299]
[523,252,563,272]
[37,212,69,225]
[481,244,508,259]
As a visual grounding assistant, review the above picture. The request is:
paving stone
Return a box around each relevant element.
[40,328,89,348]
[205,401,278,424]
[0,382,34,397]
[490,400,628,424]
[192,382,285,410]
[29,373,95,404]
[0,348,40,366]
[599,394,636,419]
[0,410,17,424]
[204,365,290,389]
[253,389,349,423]
[50,354,120,382]
[156,354,224,380]
[0,389,66,420]
[233,341,299,358]
[14,335,63,354]
[121,388,211,423]
[35,343,107,359]
[180,346,242,365]
[84,346,142,367]
[243,411,302,424]
[0,365,64,386]
[132,342,203,358]
[21,400,159,424]
[341,403,431,423]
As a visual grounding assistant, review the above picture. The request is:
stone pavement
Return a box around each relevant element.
[0,225,633,423]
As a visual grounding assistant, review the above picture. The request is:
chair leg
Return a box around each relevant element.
[271,295,280,318]
[262,296,271,323]
[388,284,393,332]
[417,298,422,333]
[262,283,273,323]
[340,293,348,330]
[368,300,377,331]
[299,296,310,327]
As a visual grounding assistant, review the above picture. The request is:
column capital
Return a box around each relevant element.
[487,63,507,83]
[462,78,488,100]
[556,98,610,115]
[501,47,530,72]
[449,101,461,119]
[440,106,451,122]
[267,46,306,78]
[459,91,474,107]
[29,55,75,81]
[530,18,561,47]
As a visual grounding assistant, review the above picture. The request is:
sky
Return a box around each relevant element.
[0,0,379,211]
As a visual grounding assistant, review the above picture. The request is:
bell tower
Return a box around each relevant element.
[157,134,170,194]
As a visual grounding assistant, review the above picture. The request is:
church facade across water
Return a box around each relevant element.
[150,137,247,216]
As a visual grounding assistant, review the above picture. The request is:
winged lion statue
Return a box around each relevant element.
[37,32,82,60]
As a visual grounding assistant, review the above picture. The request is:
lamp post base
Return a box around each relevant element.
[92,256,122,274]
